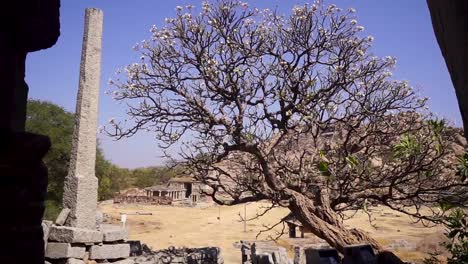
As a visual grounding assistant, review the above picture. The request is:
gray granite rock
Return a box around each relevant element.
[89,243,130,259]
[62,8,103,230]
[66,258,85,264]
[45,242,86,259]
[101,223,128,242]
[55,207,71,226]
[48,225,103,243]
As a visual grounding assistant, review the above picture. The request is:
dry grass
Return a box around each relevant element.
[99,202,446,264]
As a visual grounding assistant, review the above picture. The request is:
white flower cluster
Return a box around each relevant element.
[244,18,254,26]
[292,5,305,16]
[355,26,364,31]
[202,1,211,13]
[384,56,397,66]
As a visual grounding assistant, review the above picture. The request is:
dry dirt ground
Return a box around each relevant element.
[99,201,447,264]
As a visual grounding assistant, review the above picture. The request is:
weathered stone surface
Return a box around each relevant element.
[293,246,304,264]
[111,259,134,264]
[48,225,103,243]
[45,242,86,259]
[89,244,130,259]
[43,220,53,250]
[63,8,104,230]
[101,224,128,241]
[96,210,103,226]
[251,243,290,264]
[66,258,85,264]
[55,207,71,226]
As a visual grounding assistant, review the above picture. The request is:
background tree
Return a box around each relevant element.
[26,100,130,218]
[107,1,468,253]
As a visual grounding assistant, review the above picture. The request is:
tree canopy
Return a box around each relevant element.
[106,1,468,253]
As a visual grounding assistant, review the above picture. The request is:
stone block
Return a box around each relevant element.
[48,225,103,243]
[45,242,86,259]
[96,210,103,226]
[42,220,53,250]
[66,258,85,264]
[89,243,130,259]
[101,223,128,241]
[55,207,71,226]
[111,259,134,264]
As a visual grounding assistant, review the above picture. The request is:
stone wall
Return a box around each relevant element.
[129,246,223,264]
[113,195,172,205]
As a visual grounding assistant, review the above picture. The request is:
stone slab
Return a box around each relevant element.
[42,220,53,250]
[45,242,86,259]
[101,224,128,241]
[55,207,71,226]
[48,225,103,243]
[110,259,134,264]
[66,259,85,264]
[89,244,130,259]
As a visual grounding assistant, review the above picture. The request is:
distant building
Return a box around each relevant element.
[145,176,212,204]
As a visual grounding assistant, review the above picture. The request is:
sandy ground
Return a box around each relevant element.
[99,202,446,264]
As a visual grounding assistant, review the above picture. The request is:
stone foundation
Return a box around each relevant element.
[44,222,131,264]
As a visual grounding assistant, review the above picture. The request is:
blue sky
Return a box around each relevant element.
[26,0,460,169]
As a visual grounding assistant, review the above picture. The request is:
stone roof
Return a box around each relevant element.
[169,176,198,183]
[145,185,184,192]
[283,213,303,227]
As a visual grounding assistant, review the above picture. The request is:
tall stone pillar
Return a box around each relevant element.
[63,8,103,230]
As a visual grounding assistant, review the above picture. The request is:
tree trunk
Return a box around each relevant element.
[288,191,383,254]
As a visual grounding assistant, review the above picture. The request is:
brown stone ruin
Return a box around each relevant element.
[113,177,211,206]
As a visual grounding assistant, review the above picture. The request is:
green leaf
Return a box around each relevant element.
[345,155,359,168]
[317,161,331,176]
[393,134,420,158]
[457,152,468,181]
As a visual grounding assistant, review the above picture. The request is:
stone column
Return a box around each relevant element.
[63,8,103,230]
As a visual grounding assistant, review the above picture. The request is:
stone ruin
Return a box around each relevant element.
[114,177,212,207]
[130,246,224,264]
[241,241,405,264]
[113,188,172,205]
[43,8,132,264]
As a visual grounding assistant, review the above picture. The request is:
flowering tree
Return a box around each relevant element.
[107,1,468,253]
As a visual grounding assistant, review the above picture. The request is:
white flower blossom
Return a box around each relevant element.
[348,7,356,13]
[367,36,374,42]
[357,49,365,57]
[292,6,303,15]
[175,6,183,11]
[186,4,194,10]
[356,26,364,31]
[350,19,357,25]
[109,117,115,124]
[202,1,210,13]
[241,2,249,9]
